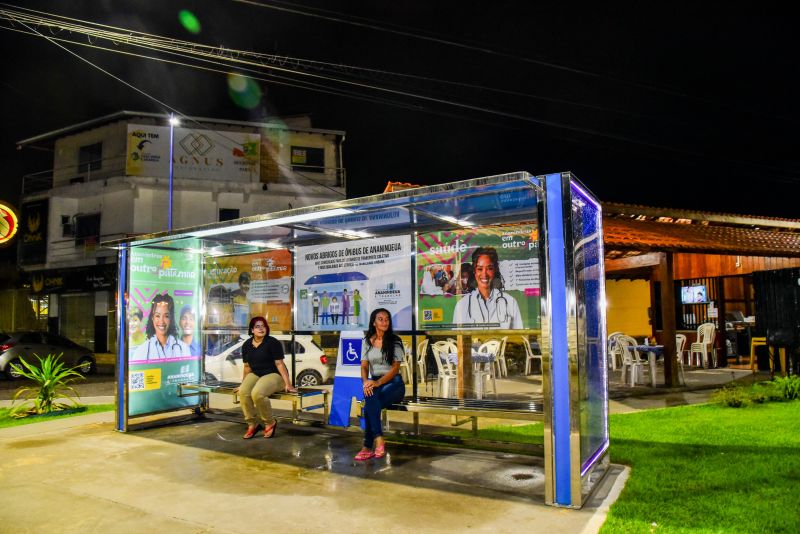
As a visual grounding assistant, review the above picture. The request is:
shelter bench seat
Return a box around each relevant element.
[361,396,545,435]
[178,381,329,423]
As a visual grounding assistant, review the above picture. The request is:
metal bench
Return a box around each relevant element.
[178,380,329,423]
[361,396,544,435]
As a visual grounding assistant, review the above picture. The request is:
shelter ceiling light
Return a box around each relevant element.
[188,208,352,238]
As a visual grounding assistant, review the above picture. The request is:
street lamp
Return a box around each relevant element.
[168,114,180,231]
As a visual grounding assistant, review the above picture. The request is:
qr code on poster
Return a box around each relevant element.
[423,309,433,321]
[130,371,145,391]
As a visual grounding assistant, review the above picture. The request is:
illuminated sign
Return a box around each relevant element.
[0,201,19,246]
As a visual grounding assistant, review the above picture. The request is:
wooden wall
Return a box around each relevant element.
[672,254,800,279]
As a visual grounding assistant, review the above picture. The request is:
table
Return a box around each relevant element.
[635,345,663,387]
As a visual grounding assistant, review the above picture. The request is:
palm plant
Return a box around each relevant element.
[9,354,84,416]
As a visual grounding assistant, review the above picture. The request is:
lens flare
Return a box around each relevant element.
[227,73,262,109]
[178,10,201,34]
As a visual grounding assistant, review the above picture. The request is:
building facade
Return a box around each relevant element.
[16,111,346,353]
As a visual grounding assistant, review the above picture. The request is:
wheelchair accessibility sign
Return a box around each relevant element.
[342,338,362,366]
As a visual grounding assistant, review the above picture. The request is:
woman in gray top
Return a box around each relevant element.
[355,308,406,461]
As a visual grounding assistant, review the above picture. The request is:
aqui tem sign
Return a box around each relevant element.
[0,201,19,246]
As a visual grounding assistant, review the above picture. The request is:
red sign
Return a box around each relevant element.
[0,201,19,246]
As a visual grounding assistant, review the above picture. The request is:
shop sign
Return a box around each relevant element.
[28,264,116,294]
[19,199,49,264]
[0,201,19,246]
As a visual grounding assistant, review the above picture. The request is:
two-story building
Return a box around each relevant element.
[16,111,346,354]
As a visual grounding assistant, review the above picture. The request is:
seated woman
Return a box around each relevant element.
[355,308,406,460]
[234,316,296,439]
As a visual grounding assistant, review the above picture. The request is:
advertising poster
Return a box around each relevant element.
[127,248,202,416]
[417,225,541,330]
[126,124,260,181]
[296,235,412,331]
[203,250,293,332]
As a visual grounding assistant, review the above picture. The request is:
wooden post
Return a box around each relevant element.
[658,252,678,387]
[457,335,472,398]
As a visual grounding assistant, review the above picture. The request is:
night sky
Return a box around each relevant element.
[1,1,798,221]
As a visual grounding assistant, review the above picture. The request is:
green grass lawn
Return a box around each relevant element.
[454,402,799,533]
[0,404,114,429]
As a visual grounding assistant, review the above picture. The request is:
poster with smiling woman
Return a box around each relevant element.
[416,225,541,331]
[127,247,201,416]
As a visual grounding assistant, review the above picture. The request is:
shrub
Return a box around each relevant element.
[10,354,84,416]
[712,384,748,407]
[773,375,800,400]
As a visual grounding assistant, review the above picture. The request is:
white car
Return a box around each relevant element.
[204,334,333,387]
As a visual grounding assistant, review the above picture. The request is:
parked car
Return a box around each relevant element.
[204,334,334,387]
[0,332,96,380]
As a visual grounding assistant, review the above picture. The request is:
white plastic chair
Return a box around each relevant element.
[416,338,430,391]
[675,334,687,386]
[489,336,509,378]
[689,323,716,368]
[607,331,625,371]
[474,341,498,398]
[431,340,458,398]
[399,342,413,384]
[522,336,542,375]
[618,335,646,386]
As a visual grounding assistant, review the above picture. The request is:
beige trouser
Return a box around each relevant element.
[239,372,284,426]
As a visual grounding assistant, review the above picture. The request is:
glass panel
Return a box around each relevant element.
[570,182,609,471]
[59,294,94,349]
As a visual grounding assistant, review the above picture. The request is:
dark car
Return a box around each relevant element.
[0,332,96,379]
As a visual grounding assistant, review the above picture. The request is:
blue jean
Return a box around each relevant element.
[363,375,405,448]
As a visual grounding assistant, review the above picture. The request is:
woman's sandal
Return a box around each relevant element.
[354,448,375,461]
[263,421,278,439]
[243,424,261,439]
[373,443,386,458]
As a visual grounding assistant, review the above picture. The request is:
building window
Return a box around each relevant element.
[290,146,325,172]
[75,213,101,245]
[78,142,102,173]
[61,215,74,237]
[219,208,240,222]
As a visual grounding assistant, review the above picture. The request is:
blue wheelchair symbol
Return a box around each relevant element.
[342,338,362,366]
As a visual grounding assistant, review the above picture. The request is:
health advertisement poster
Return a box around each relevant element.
[203,250,293,332]
[417,225,540,330]
[127,248,202,416]
[296,235,412,331]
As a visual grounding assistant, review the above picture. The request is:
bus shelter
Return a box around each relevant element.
[104,171,609,508]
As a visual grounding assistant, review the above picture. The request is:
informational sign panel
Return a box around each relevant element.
[417,225,540,330]
[296,235,412,331]
[203,249,293,331]
[125,124,260,181]
[127,247,201,416]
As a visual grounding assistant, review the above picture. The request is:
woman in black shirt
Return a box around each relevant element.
[235,316,296,439]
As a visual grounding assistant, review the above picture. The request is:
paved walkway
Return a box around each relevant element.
[0,364,757,533]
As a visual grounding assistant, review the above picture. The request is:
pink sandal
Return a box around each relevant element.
[373,443,386,458]
[354,448,375,461]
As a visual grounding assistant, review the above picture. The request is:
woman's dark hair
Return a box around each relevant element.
[365,308,403,365]
[145,293,179,339]
[248,316,270,336]
[469,246,504,291]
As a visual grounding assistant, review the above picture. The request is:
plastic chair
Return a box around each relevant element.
[749,336,767,372]
[689,323,716,368]
[607,332,625,371]
[675,334,687,386]
[400,343,413,384]
[617,335,646,386]
[473,341,498,398]
[416,338,430,391]
[489,336,509,378]
[522,336,542,375]
[431,340,458,398]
